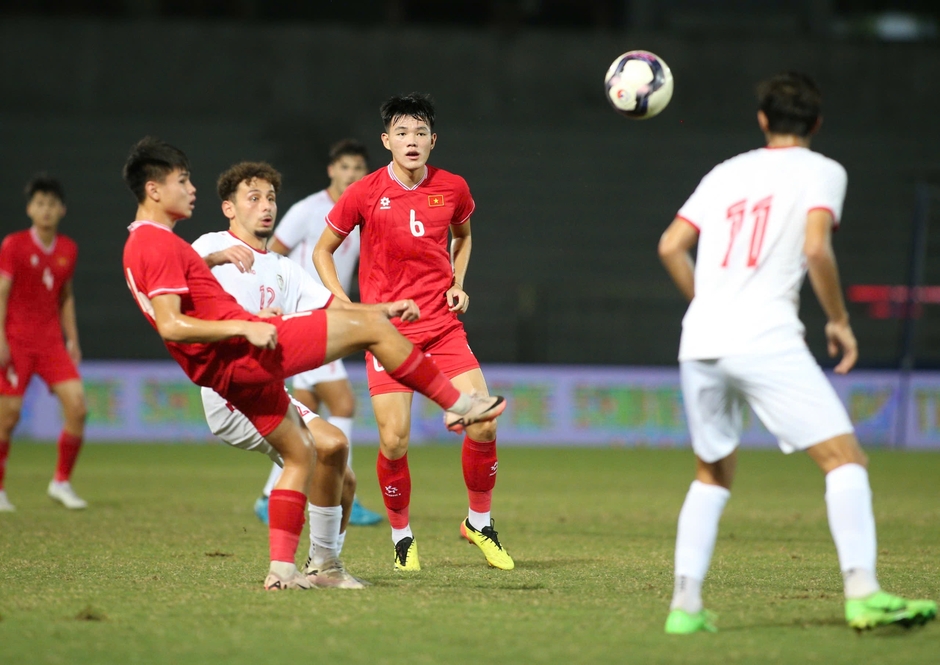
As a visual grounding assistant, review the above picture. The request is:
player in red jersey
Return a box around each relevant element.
[0,175,88,512]
[315,93,514,571]
[120,137,504,589]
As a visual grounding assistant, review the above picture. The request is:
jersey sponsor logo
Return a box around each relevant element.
[428,194,445,207]
[380,197,391,210]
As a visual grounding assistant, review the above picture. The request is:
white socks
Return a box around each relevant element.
[307,504,342,566]
[825,463,880,599]
[671,480,731,613]
[262,462,282,498]
[391,526,414,544]
[468,509,491,532]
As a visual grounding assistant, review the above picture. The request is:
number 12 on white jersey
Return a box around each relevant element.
[721,195,772,268]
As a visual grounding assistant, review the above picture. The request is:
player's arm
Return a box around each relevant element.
[804,209,857,374]
[202,246,255,273]
[658,217,699,301]
[59,279,82,365]
[150,293,277,349]
[447,220,472,313]
[0,274,10,366]
[313,228,352,303]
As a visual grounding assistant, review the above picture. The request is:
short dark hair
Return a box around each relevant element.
[25,173,65,204]
[381,92,436,131]
[216,161,282,201]
[328,139,369,165]
[756,72,822,137]
[122,137,190,203]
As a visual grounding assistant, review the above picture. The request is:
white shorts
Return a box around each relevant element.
[291,359,348,391]
[680,346,854,463]
[200,386,319,465]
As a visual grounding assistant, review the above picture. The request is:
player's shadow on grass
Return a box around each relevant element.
[721,618,929,637]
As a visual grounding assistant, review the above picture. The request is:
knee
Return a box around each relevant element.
[315,427,349,465]
[330,393,355,418]
[63,395,87,424]
[0,404,22,437]
[379,430,409,459]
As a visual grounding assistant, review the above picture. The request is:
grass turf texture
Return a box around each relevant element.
[0,443,937,665]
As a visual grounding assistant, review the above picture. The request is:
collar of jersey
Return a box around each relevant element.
[386,162,428,190]
[29,226,58,254]
[226,230,267,254]
[127,220,174,234]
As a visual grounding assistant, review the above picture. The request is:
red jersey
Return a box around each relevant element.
[122,221,262,392]
[327,163,475,333]
[0,228,78,347]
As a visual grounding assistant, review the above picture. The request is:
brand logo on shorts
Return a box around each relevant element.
[373,356,385,372]
[380,197,391,210]
[383,485,400,497]
[5,367,17,389]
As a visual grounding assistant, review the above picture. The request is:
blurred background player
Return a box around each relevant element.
[193,161,368,588]
[315,93,513,571]
[657,72,937,633]
[121,137,504,589]
[252,139,382,527]
[0,175,87,511]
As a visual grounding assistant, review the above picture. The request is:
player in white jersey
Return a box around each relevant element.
[192,161,369,588]
[657,72,936,633]
[259,139,382,527]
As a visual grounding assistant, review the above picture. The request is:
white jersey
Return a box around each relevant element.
[677,146,847,361]
[274,189,361,292]
[190,230,333,314]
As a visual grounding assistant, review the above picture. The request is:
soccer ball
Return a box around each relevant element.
[604,50,673,119]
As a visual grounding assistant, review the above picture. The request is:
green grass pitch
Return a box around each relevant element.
[0,443,937,664]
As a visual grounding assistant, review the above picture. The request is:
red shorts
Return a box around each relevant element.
[0,341,80,397]
[221,309,329,436]
[366,320,480,396]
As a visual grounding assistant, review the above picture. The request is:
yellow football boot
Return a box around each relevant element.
[394,536,421,571]
[460,519,515,570]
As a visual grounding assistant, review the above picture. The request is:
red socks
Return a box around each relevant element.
[268,489,306,563]
[462,435,497,512]
[0,439,9,490]
[377,452,411,529]
[388,347,461,410]
[54,431,83,482]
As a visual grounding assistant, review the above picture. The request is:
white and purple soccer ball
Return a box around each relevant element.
[604,50,673,120]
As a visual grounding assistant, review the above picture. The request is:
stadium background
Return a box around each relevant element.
[2,1,939,446]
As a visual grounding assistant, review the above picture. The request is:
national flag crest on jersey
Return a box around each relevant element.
[428,194,445,207]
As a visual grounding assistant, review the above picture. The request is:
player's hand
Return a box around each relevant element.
[825,319,858,374]
[385,299,421,322]
[66,339,82,365]
[257,307,283,319]
[446,285,469,313]
[243,321,278,349]
[209,246,255,273]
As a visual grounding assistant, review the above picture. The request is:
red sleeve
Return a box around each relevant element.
[138,233,190,298]
[64,237,78,281]
[452,177,475,225]
[0,235,17,280]
[326,180,363,237]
